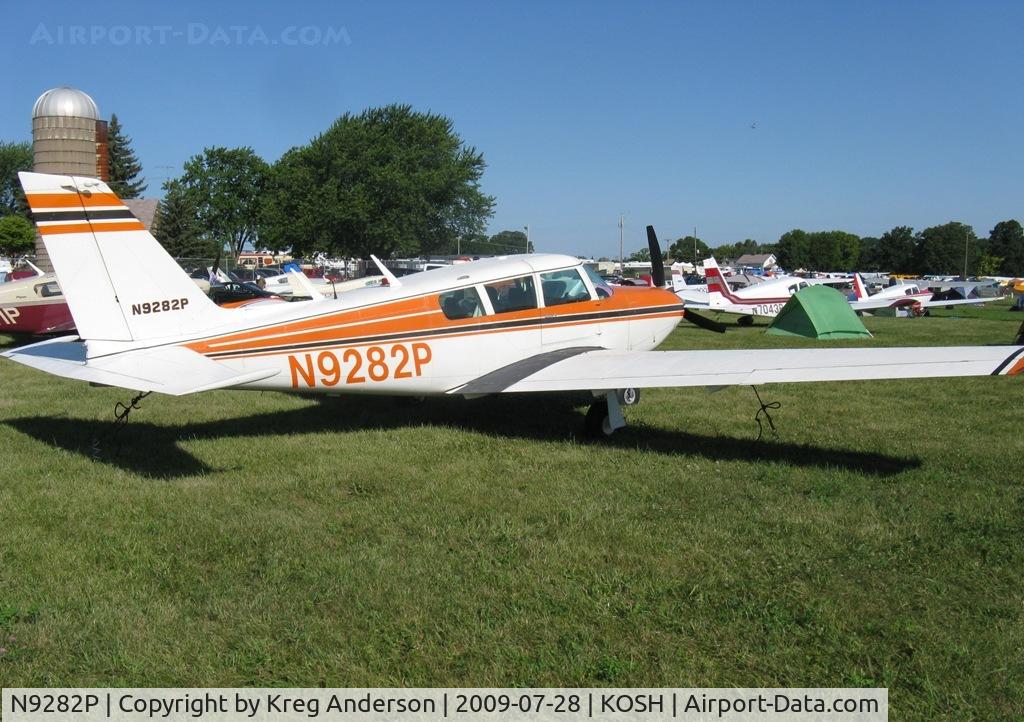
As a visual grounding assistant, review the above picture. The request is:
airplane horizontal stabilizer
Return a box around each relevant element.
[2,338,279,396]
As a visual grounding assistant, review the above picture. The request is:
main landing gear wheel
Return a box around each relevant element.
[585,400,615,438]
[584,391,628,439]
[737,315,754,327]
[617,387,640,406]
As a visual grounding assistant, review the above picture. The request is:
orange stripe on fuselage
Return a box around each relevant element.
[1008,358,1024,376]
[205,309,689,361]
[25,192,126,209]
[186,285,681,357]
[38,221,146,235]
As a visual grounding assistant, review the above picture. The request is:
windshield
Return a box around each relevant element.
[583,265,613,298]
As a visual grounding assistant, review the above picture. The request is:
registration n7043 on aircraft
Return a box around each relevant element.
[5,172,1023,437]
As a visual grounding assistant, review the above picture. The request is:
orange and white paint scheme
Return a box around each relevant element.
[5,172,1022,436]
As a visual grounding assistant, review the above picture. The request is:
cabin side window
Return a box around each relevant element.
[483,275,538,314]
[438,287,484,320]
[34,282,62,298]
[540,269,592,306]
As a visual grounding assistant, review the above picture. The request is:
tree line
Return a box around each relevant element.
[652,222,1024,277]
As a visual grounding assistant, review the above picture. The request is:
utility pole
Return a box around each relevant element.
[524,225,530,253]
[693,226,698,264]
[619,215,624,271]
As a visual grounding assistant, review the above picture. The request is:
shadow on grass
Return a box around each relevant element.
[6,393,920,480]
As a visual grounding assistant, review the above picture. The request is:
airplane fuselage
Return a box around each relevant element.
[88,255,685,396]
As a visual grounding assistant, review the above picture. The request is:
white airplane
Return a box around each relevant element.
[696,257,821,325]
[5,172,1023,438]
[849,273,1003,314]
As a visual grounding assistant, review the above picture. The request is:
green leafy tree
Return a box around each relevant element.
[975,253,1004,277]
[668,236,709,264]
[261,104,494,258]
[0,141,33,217]
[876,226,917,273]
[857,236,884,271]
[915,222,978,276]
[0,214,36,255]
[171,147,269,259]
[154,184,215,260]
[626,247,652,262]
[454,230,531,255]
[988,220,1024,276]
[775,229,810,269]
[107,115,147,198]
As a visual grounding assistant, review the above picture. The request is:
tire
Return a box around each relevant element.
[738,315,754,327]
[584,401,614,438]
[617,387,640,406]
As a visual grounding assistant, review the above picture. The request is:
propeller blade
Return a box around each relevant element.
[683,308,727,333]
[646,225,666,288]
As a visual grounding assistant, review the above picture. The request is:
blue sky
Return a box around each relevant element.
[1,0,1021,257]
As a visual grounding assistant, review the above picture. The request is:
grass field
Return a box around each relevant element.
[0,304,1022,719]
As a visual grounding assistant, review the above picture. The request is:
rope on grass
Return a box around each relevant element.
[751,386,781,441]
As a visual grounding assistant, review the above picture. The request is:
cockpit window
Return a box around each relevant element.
[438,287,484,320]
[34,282,62,298]
[484,275,538,314]
[582,265,613,298]
[540,269,592,306]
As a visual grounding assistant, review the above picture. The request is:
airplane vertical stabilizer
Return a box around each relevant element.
[19,172,226,342]
[703,257,731,307]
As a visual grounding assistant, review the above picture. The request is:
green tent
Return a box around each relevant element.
[767,285,872,340]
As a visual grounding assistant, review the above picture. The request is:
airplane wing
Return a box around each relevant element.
[2,336,279,395]
[925,296,1005,308]
[450,345,1024,394]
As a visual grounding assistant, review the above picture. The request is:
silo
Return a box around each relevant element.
[30,87,107,270]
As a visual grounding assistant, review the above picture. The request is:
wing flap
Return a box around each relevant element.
[458,346,1024,394]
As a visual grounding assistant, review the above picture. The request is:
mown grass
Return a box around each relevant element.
[0,303,1022,720]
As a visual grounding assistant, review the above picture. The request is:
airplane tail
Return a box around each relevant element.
[703,257,733,306]
[853,273,870,300]
[19,172,227,342]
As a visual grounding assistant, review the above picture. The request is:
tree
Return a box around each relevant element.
[153,184,215,260]
[915,222,978,276]
[488,230,531,254]
[0,141,33,217]
[626,247,651,262]
[0,214,36,255]
[988,220,1024,276]
[857,236,884,271]
[775,229,809,269]
[876,226,916,273]
[450,230,530,255]
[107,114,147,198]
[668,236,709,264]
[261,104,494,258]
[170,147,269,259]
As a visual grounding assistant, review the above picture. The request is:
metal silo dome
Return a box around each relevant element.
[32,86,100,120]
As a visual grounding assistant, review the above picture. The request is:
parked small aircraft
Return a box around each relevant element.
[0,264,74,335]
[849,273,1003,314]
[697,257,822,325]
[5,172,1023,437]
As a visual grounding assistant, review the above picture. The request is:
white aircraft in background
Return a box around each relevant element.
[849,273,1004,314]
[694,257,823,325]
[5,172,1022,438]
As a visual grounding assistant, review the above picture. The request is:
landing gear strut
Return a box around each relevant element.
[584,390,629,439]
